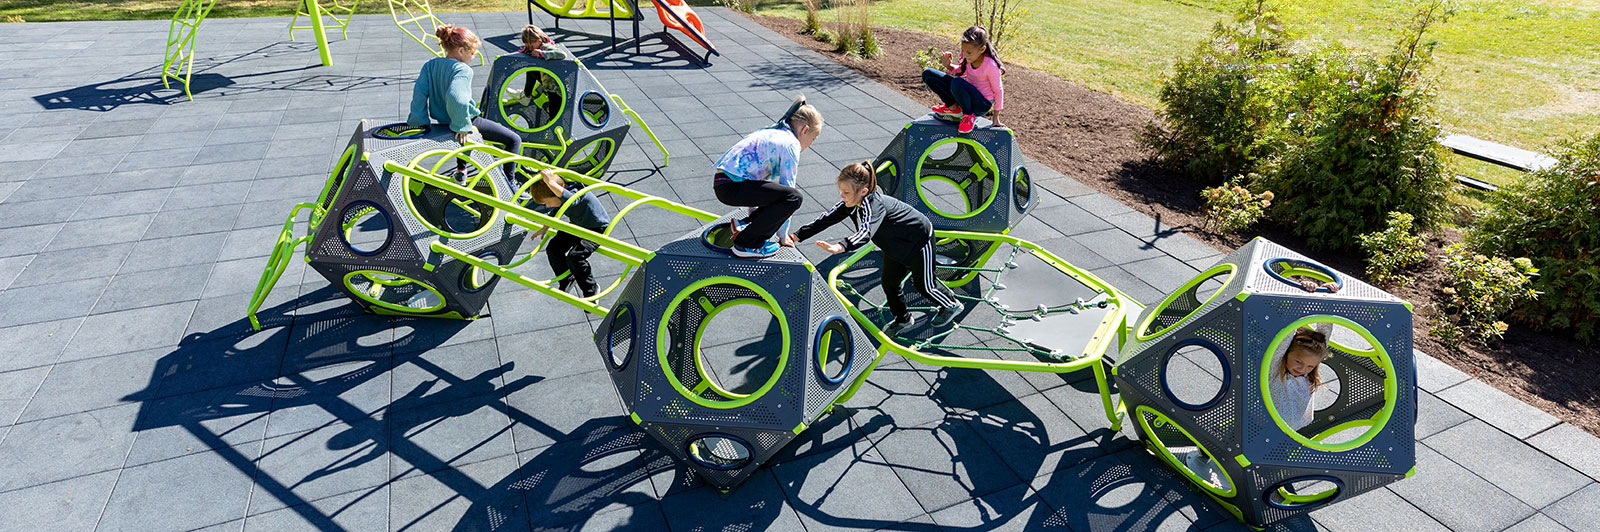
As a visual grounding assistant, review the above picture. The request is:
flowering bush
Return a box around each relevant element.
[1430,243,1540,347]
[1201,177,1274,233]
[1357,211,1428,287]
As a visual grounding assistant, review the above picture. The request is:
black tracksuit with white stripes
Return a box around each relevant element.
[794,191,960,321]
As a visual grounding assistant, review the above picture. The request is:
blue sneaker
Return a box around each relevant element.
[731,241,779,258]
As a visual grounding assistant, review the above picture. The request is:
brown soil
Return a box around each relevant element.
[744,13,1600,437]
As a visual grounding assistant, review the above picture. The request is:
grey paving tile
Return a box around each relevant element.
[0,402,138,492]
[17,346,168,423]
[1070,228,1167,266]
[1123,254,1204,295]
[58,301,196,362]
[1505,513,1576,532]
[0,196,84,228]
[387,453,527,532]
[1436,378,1560,439]
[656,468,805,530]
[962,392,1107,481]
[145,203,243,239]
[120,231,230,274]
[0,223,62,259]
[163,181,254,210]
[42,212,154,253]
[1527,423,1600,482]
[205,255,303,299]
[1040,377,1140,450]
[243,486,389,532]
[4,174,97,204]
[92,263,212,314]
[8,241,133,288]
[97,446,258,532]
[1413,351,1470,393]
[1542,483,1599,531]
[0,253,28,290]
[926,483,1060,531]
[504,369,626,453]
[1414,390,1471,439]
[872,416,1023,512]
[0,276,109,329]
[262,353,391,437]
[249,419,390,515]
[387,399,516,481]
[1390,445,1535,532]
[1311,487,1449,532]
[0,470,120,532]
[0,365,50,426]
[772,436,924,532]
[837,361,949,435]
[1029,453,1197,532]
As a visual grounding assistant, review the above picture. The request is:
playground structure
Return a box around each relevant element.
[526,0,719,64]
[1115,239,1416,527]
[479,51,670,174]
[872,115,1034,235]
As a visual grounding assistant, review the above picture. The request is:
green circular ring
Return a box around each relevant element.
[1136,263,1237,341]
[1135,405,1238,498]
[342,270,447,313]
[656,276,791,409]
[318,145,358,212]
[401,162,504,241]
[690,298,771,400]
[498,66,567,134]
[913,138,1000,220]
[569,137,617,177]
[1258,315,1397,452]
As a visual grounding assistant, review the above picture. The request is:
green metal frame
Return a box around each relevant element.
[1258,315,1398,452]
[387,0,485,65]
[289,0,357,43]
[530,0,636,18]
[246,202,319,330]
[823,230,1138,429]
[1136,405,1239,498]
[1135,263,1237,341]
[342,270,448,313]
[576,61,670,167]
[499,66,567,134]
[913,138,1000,220]
[567,137,618,177]
[656,276,792,409]
[160,0,219,101]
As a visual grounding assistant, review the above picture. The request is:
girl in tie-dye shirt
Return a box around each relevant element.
[711,96,824,258]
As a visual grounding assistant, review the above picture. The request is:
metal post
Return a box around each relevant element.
[308,0,333,66]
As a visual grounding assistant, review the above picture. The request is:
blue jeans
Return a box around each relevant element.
[922,68,992,117]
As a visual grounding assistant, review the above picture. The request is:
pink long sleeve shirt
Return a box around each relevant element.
[956,57,1004,111]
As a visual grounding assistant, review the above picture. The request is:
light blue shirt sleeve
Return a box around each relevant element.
[445,65,477,133]
[406,70,431,127]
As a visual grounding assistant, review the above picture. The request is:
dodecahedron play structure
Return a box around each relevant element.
[593,214,875,490]
[480,52,631,177]
[871,116,1034,234]
[305,121,526,319]
[1114,237,1416,527]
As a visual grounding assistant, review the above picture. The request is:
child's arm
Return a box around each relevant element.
[539,43,568,61]
[793,201,853,247]
[444,66,477,139]
[406,72,431,127]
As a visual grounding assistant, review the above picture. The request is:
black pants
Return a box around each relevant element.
[547,229,601,295]
[461,116,522,180]
[882,240,960,322]
[713,178,803,249]
[921,68,993,118]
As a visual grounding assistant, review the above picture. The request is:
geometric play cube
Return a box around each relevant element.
[871,115,1035,234]
[479,51,630,177]
[1114,237,1416,528]
[305,121,526,319]
[592,213,875,491]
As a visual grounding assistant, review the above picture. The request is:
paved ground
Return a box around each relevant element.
[0,8,1597,532]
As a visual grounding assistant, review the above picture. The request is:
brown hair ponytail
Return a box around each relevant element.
[837,161,876,193]
[435,24,480,53]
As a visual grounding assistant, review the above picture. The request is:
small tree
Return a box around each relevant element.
[1431,244,1540,347]
[971,0,1028,52]
[1200,176,1274,234]
[1357,211,1429,287]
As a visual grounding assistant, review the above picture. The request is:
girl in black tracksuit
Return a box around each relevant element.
[791,161,962,333]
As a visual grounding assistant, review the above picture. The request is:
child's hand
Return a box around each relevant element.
[539,168,558,180]
[455,130,471,144]
[940,51,954,69]
[529,227,548,240]
[815,241,845,254]
[780,234,797,248]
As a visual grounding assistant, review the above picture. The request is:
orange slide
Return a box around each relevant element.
[649,0,719,60]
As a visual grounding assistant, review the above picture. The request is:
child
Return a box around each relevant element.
[1183,324,1332,490]
[514,25,568,112]
[921,25,1006,134]
[713,96,824,258]
[526,169,612,298]
[792,161,962,334]
[406,24,521,182]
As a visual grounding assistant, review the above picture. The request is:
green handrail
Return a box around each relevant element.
[160,0,219,101]
[246,202,319,330]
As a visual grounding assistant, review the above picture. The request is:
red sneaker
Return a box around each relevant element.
[957,114,975,133]
[931,104,962,115]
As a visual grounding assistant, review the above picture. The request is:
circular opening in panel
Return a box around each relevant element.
[914,138,999,219]
[499,67,567,133]
[340,202,392,256]
[874,158,899,196]
[579,91,610,128]
[1134,406,1237,497]
[1264,258,1343,293]
[343,270,446,314]
[1137,264,1235,341]
[814,315,853,385]
[372,122,428,139]
[605,303,637,371]
[403,165,503,240]
[1160,339,1230,411]
[686,433,753,470]
[460,251,501,292]
[1260,316,1396,452]
[1013,167,1032,211]
[565,137,617,177]
[657,277,791,409]
[1264,476,1342,510]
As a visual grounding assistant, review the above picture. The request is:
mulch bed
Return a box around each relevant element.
[744,13,1600,437]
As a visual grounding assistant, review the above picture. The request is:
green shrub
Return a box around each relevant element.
[914,46,940,70]
[1430,243,1540,347]
[1256,1,1455,250]
[1140,0,1291,184]
[800,0,822,34]
[1357,211,1428,287]
[1467,131,1600,343]
[1200,177,1274,233]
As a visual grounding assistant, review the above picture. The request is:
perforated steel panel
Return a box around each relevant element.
[874,117,1030,233]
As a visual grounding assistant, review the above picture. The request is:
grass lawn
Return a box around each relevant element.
[4,0,1594,178]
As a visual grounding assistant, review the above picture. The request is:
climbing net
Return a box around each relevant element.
[834,239,1113,361]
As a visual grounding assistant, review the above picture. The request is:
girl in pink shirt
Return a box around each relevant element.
[922,25,1005,133]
